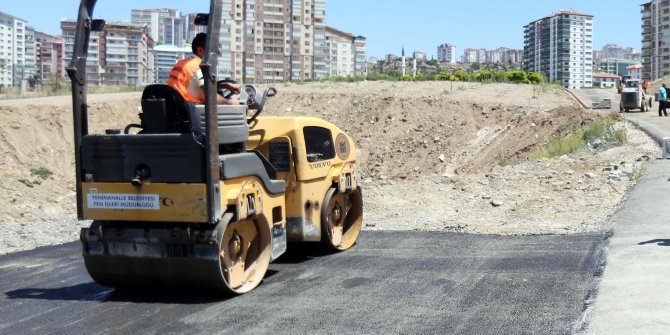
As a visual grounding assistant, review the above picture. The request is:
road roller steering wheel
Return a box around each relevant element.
[247,87,277,125]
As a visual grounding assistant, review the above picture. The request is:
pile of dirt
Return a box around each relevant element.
[0,82,658,254]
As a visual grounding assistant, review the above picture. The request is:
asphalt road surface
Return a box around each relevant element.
[0,231,604,335]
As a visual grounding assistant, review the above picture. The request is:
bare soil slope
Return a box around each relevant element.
[0,82,657,254]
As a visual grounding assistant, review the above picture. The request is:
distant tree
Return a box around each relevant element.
[436,72,452,81]
[414,73,430,81]
[494,71,508,82]
[527,72,544,84]
[453,70,468,81]
[470,62,480,71]
[507,70,529,84]
[476,70,493,82]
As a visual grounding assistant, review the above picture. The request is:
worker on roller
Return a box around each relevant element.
[167,33,240,105]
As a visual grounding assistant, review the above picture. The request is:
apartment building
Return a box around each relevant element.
[485,47,523,64]
[22,27,36,83]
[602,44,625,59]
[163,16,184,47]
[437,43,457,64]
[105,22,151,85]
[601,44,641,61]
[62,19,104,84]
[131,8,181,45]
[324,26,366,77]
[183,13,207,44]
[462,48,478,64]
[641,1,670,80]
[0,11,28,87]
[153,44,192,83]
[523,10,594,89]
[62,19,150,85]
[504,49,524,64]
[476,48,487,64]
[353,35,366,75]
[34,31,65,82]
[220,0,329,83]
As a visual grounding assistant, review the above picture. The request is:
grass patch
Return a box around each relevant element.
[30,167,54,180]
[531,116,627,159]
[629,168,644,182]
[496,153,509,167]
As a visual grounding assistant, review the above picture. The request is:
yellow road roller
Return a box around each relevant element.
[69,0,362,294]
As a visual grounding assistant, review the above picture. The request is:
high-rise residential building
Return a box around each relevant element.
[602,44,625,59]
[506,49,524,64]
[437,43,456,64]
[593,50,603,60]
[462,48,478,64]
[487,48,504,63]
[476,48,487,64]
[163,16,184,47]
[131,8,181,45]
[480,47,524,64]
[220,0,329,83]
[324,26,367,77]
[0,11,28,87]
[34,31,65,82]
[62,19,104,84]
[62,19,150,85]
[353,35,367,76]
[623,47,641,61]
[523,10,594,89]
[183,13,207,44]
[414,51,427,61]
[641,1,670,80]
[104,22,151,85]
[22,26,36,84]
[153,44,192,83]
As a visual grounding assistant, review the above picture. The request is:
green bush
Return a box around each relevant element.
[436,72,451,81]
[527,72,545,84]
[30,167,53,180]
[507,70,529,84]
[494,71,508,82]
[453,70,468,81]
[398,74,413,81]
[475,70,494,83]
[496,153,509,167]
[366,73,393,81]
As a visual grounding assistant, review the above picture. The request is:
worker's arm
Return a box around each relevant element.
[216,94,240,105]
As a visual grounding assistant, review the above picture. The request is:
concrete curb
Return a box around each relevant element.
[565,89,592,109]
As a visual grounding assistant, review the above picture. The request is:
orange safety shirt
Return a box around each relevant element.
[167,57,203,102]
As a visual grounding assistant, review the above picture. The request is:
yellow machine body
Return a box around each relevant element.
[249,116,358,242]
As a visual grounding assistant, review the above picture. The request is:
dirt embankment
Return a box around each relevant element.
[0,82,658,254]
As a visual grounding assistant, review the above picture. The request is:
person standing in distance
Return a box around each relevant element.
[659,83,668,117]
[167,33,240,105]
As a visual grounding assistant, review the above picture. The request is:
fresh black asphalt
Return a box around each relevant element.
[0,231,604,335]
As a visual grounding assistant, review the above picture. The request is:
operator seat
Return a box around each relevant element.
[140,84,194,133]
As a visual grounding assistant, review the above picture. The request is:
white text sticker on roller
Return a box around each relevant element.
[87,193,160,210]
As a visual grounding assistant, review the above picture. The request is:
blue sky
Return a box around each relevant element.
[3,0,642,59]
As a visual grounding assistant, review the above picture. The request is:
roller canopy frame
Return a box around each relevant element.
[68,0,225,224]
